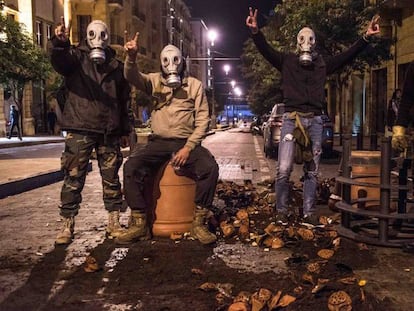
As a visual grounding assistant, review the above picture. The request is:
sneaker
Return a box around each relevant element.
[302,214,321,227]
[274,213,289,225]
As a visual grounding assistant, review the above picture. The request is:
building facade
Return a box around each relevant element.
[0,0,211,136]
[327,0,414,142]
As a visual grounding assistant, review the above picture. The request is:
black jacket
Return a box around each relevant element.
[397,62,414,127]
[48,37,131,136]
[252,31,368,114]
[9,108,19,125]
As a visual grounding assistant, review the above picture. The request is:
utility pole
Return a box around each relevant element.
[167,0,174,44]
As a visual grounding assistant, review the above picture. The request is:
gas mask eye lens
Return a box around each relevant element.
[162,57,169,66]
[100,31,107,40]
[173,56,180,64]
[299,35,304,43]
[88,30,95,39]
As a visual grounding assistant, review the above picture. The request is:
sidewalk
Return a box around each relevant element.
[0,132,365,199]
[0,136,65,198]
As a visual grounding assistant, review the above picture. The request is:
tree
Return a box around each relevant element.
[0,14,52,133]
[242,16,283,116]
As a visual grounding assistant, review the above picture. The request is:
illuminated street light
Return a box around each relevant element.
[207,29,218,46]
[230,80,236,89]
[223,64,231,76]
[234,86,242,97]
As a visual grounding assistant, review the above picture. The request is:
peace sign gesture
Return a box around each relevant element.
[246,7,259,34]
[124,30,140,59]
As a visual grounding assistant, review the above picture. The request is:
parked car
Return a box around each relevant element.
[263,103,285,158]
[263,103,334,158]
[260,114,270,136]
[250,116,264,136]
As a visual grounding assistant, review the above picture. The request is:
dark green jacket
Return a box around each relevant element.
[48,37,131,137]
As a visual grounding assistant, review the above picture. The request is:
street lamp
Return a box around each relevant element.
[234,87,242,124]
[223,64,231,76]
[234,87,242,97]
[207,29,218,47]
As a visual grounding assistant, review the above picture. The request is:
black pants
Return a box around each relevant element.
[8,122,21,139]
[123,138,219,213]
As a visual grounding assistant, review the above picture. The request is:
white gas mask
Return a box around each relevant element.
[160,44,184,89]
[297,27,316,66]
[86,20,109,64]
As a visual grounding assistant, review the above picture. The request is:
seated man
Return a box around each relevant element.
[116,32,219,245]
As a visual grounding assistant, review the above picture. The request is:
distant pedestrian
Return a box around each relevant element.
[387,89,401,132]
[7,105,22,141]
[47,108,58,135]
[392,62,414,153]
[48,17,132,245]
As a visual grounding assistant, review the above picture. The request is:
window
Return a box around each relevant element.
[36,20,43,46]
[46,24,52,40]
[77,15,91,42]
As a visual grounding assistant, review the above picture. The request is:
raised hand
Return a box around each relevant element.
[55,16,70,42]
[124,30,139,59]
[246,7,258,34]
[366,14,380,37]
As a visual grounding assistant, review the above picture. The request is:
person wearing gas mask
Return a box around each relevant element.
[48,18,132,245]
[246,8,380,226]
[115,32,219,245]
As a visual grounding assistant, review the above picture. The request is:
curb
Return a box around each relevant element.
[0,162,92,199]
[0,138,65,149]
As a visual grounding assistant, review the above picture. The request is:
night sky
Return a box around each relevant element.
[183,1,276,57]
[183,1,277,91]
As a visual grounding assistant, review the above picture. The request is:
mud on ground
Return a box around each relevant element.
[0,179,408,311]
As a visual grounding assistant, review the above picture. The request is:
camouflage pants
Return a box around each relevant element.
[59,131,123,217]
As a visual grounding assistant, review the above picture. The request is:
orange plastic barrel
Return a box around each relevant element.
[350,150,380,209]
[151,163,196,237]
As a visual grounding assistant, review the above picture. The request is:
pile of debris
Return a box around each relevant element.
[193,179,379,310]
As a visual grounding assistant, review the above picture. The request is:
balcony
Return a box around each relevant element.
[108,0,123,5]
[381,0,413,8]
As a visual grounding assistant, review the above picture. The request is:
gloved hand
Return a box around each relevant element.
[392,125,408,153]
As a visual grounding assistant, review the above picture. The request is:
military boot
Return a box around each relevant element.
[190,207,217,245]
[106,211,126,238]
[114,211,150,244]
[55,216,75,245]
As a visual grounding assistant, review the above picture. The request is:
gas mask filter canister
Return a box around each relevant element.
[160,44,184,89]
[86,20,109,64]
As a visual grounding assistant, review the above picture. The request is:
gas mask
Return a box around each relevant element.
[296,27,316,66]
[160,44,184,88]
[86,20,109,64]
